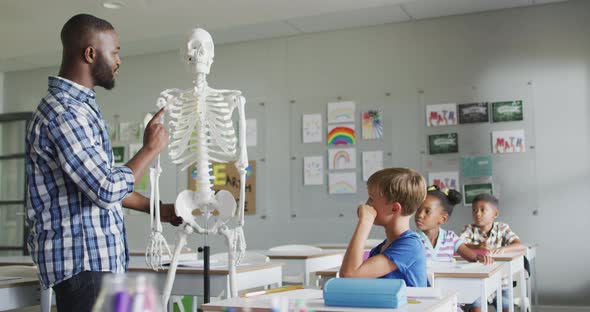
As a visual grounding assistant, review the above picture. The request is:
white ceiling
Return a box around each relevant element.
[0,0,567,72]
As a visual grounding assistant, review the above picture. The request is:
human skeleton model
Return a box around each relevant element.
[144,28,248,306]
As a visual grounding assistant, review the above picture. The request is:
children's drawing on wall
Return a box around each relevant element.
[129,143,149,193]
[461,155,493,177]
[428,133,459,154]
[458,102,489,124]
[118,121,141,141]
[328,148,356,170]
[362,151,383,181]
[362,109,383,139]
[302,113,322,143]
[246,118,257,147]
[112,146,126,165]
[492,129,525,154]
[428,171,459,193]
[328,124,355,146]
[329,172,357,194]
[492,100,523,122]
[426,103,457,127]
[463,183,494,205]
[327,101,355,124]
[303,156,324,185]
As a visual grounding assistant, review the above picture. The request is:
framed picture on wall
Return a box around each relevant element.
[426,103,457,127]
[458,102,489,124]
[492,101,523,122]
[428,171,459,193]
[428,133,458,155]
[463,183,494,205]
[112,146,126,165]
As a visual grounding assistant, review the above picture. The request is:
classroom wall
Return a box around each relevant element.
[3,0,590,305]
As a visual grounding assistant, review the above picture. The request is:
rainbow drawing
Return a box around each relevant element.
[327,124,355,146]
[333,151,350,168]
[328,148,356,170]
[330,182,356,194]
[327,101,355,124]
[329,172,357,194]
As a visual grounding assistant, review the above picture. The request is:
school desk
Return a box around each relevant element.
[454,249,529,312]
[0,257,52,312]
[429,261,506,312]
[127,258,284,300]
[201,288,458,312]
[262,250,344,286]
[0,276,40,311]
[315,261,505,312]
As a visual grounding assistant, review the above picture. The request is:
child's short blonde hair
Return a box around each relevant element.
[367,168,427,216]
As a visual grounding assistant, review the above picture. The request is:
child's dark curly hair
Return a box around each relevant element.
[426,185,462,216]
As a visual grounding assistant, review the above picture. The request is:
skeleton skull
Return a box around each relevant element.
[183,28,214,74]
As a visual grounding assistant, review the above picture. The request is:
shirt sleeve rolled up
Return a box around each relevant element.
[48,110,134,209]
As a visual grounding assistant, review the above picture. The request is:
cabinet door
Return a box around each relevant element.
[0,118,28,255]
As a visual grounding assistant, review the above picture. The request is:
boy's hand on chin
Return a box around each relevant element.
[357,204,377,223]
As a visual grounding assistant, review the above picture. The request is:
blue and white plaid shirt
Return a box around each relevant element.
[25,76,134,288]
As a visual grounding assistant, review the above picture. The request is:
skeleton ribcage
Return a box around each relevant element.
[167,93,238,171]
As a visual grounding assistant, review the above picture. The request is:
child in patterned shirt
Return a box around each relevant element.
[461,193,524,312]
[415,185,494,264]
[460,193,523,254]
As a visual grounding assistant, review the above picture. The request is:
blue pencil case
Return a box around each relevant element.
[323,278,407,309]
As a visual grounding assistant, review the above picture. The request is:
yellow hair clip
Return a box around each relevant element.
[428,185,450,196]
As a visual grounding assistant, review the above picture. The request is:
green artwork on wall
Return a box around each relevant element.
[428,133,458,155]
[492,101,523,122]
[461,155,492,177]
[464,183,494,205]
[112,146,125,164]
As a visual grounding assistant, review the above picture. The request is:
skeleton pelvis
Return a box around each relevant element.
[175,189,237,228]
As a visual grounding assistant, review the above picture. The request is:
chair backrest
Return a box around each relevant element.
[268,244,323,253]
[210,251,270,264]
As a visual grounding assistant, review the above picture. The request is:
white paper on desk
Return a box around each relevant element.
[455,262,485,270]
[426,260,456,268]
[0,276,22,282]
[406,287,442,299]
[427,260,484,270]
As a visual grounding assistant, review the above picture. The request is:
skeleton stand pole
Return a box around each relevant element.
[197,246,211,305]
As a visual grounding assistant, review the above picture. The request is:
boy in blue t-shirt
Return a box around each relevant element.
[340,168,428,287]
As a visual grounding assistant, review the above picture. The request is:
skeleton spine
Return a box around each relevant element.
[196,118,214,202]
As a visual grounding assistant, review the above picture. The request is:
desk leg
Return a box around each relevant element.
[526,270,532,311]
[519,268,527,312]
[507,273,514,312]
[496,286,503,312]
[481,281,488,312]
[532,258,538,308]
[41,287,52,312]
